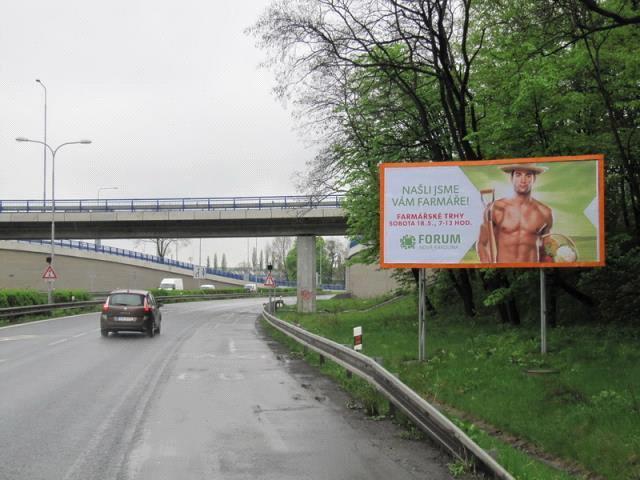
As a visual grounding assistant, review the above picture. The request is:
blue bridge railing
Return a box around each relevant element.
[0,194,345,214]
[17,239,345,290]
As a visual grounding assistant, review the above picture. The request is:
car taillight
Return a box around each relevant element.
[144,298,151,313]
[102,303,109,313]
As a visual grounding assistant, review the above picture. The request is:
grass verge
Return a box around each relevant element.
[270,295,639,480]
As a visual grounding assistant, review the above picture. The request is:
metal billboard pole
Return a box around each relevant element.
[418,268,427,362]
[540,269,547,354]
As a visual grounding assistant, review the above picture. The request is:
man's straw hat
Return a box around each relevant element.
[499,163,548,174]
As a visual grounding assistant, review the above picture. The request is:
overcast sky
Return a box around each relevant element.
[0,1,342,267]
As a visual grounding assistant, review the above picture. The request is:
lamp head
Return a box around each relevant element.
[15,137,30,142]
[79,140,92,144]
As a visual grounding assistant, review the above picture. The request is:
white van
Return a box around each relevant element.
[159,278,184,290]
[244,283,257,293]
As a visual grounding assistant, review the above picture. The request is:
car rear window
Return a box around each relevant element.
[109,294,145,306]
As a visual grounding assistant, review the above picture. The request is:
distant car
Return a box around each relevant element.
[100,289,162,338]
[244,283,257,293]
[159,278,184,290]
[200,284,216,290]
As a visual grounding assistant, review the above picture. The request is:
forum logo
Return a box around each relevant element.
[400,234,416,249]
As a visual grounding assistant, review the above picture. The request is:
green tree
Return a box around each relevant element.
[253,0,640,323]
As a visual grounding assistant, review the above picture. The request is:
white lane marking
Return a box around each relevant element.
[196,353,216,359]
[72,332,87,338]
[179,353,217,359]
[229,339,237,353]
[177,372,201,381]
[0,312,99,331]
[48,338,69,346]
[0,335,38,342]
[256,409,289,453]
[218,373,245,381]
[0,359,8,363]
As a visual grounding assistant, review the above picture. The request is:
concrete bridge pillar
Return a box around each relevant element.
[296,235,316,313]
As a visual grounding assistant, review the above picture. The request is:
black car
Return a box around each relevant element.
[100,289,162,337]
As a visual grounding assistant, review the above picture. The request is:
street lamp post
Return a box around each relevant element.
[16,137,92,303]
[96,186,118,248]
[35,79,47,207]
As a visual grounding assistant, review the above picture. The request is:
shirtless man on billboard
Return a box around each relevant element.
[477,164,553,263]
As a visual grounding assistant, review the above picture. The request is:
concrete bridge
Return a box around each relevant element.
[0,195,348,312]
[0,195,346,239]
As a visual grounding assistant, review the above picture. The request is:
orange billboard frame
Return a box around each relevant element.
[379,154,606,269]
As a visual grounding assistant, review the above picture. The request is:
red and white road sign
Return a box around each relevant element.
[263,273,276,288]
[42,265,58,280]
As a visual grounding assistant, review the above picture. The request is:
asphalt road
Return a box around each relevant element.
[0,298,453,480]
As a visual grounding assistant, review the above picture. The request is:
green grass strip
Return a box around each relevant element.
[272,296,639,479]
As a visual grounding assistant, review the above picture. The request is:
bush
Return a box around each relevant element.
[0,289,46,308]
[150,288,246,297]
[52,290,91,303]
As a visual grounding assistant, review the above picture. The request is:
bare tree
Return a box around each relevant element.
[135,238,191,259]
[270,237,293,279]
[325,239,347,283]
[251,0,482,316]
[251,246,259,270]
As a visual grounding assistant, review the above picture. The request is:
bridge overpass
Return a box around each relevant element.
[0,195,348,312]
[0,195,347,239]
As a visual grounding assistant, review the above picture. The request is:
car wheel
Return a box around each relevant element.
[147,320,155,338]
[101,329,109,337]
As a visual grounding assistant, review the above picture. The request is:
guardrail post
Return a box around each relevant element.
[373,356,397,417]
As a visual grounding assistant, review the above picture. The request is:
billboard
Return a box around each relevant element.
[379,155,605,269]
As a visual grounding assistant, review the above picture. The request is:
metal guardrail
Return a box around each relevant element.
[0,194,345,213]
[261,309,515,480]
[0,293,258,320]
[0,300,103,319]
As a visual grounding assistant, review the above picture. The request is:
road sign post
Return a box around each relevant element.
[42,266,57,302]
[42,265,57,281]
